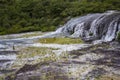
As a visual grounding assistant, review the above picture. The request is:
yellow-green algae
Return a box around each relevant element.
[38,37,83,44]
[12,47,69,69]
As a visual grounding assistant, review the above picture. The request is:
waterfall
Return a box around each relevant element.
[55,11,120,42]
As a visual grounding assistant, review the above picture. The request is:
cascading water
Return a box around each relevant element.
[55,11,120,42]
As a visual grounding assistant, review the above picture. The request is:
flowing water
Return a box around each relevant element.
[55,11,120,42]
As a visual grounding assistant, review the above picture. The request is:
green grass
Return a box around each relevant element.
[17,47,55,59]
[0,72,16,80]
[12,47,56,68]
[14,47,68,66]
[9,47,69,80]
[0,77,4,80]
[38,38,83,44]
[95,74,120,80]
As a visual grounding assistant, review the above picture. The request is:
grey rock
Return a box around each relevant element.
[55,11,120,42]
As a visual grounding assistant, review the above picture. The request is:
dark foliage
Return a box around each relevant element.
[0,0,120,34]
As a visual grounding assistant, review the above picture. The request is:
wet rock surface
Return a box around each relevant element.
[0,50,18,74]
[5,42,120,80]
[1,10,120,80]
[55,11,120,42]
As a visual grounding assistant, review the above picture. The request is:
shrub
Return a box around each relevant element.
[89,32,93,36]
[0,0,120,34]
[117,31,120,42]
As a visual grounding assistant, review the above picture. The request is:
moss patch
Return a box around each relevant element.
[0,76,4,80]
[17,47,54,58]
[38,38,83,44]
[95,75,120,80]
[117,31,120,43]
[12,47,69,69]
[16,47,57,65]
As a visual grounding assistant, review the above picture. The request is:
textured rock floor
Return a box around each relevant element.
[0,32,120,80]
[5,42,120,80]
